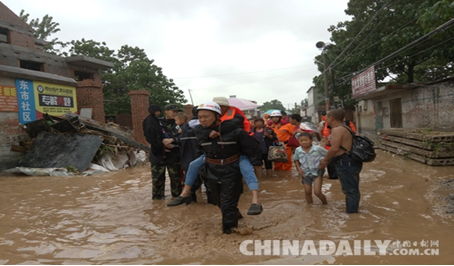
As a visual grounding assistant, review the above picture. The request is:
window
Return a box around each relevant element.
[20,60,43,71]
[0,27,8,43]
[74,71,94,81]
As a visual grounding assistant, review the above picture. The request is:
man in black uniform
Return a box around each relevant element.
[194,101,261,234]
[143,104,182,200]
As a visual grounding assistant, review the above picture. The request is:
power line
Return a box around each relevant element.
[332,17,418,69]
[335,18,454,84]
[173,65,313,79]
[336,34,454,86]
[189,70,303,91]
[311,0,395,91]
[328,0,396,69]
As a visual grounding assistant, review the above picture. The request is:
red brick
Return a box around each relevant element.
[129,90,150,145]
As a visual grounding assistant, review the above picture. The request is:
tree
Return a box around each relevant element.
[19,10,65,54]
[313,0,454,107]
[19,11,187,115]
[259,99,286,112]
[64,40,186,114]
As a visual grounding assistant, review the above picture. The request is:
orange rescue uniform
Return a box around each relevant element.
[271,123,294,171]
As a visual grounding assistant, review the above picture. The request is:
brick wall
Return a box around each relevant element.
[8,31,36,51]
[183,104,195,119]
[129,90,150,145]
[0,112,27,171]
[75,79,105,123]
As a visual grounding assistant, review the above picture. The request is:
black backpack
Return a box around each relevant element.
[340,126,376,163]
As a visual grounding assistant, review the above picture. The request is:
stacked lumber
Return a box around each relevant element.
[379,128,454,166]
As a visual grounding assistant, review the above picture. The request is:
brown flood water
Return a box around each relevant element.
[1,149,454,264]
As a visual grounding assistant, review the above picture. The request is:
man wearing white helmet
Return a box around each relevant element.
[168,101,262,234]
[168,97,264,216]
[270,110,295,171]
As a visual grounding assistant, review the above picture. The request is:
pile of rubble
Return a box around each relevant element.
[3,113,149,176]
[379,128,454,166]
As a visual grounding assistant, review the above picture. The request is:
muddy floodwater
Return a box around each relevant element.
[1,149,454,264]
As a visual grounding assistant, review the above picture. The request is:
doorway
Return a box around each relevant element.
[390,98,403,128]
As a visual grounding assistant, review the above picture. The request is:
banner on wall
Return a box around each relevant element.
[0,84,19,112]
[15,79,78,124]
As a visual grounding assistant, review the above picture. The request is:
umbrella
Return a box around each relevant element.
[264,109,281,115]
[227,97,259,111]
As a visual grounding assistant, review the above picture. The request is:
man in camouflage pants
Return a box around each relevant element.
[143,104,182,200]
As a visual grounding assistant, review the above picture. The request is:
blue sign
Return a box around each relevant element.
[15,79,36,124]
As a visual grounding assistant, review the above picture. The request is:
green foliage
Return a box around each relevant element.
[402,150,411,160]
[62,40,186,114]
[19,10,66,54]
[259,99,286,112]
[313,0,454,107]
[19,10,187,115]
[65,166,79,173]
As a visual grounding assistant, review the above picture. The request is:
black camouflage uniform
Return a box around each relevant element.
[143,104,182,200]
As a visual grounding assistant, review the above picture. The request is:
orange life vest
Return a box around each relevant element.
[220,107,251,132]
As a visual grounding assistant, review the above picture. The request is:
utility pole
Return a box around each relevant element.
[188,89,194,106]
[322,50,330,112]
[316,41,334,112]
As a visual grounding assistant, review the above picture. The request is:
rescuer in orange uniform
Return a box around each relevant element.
[269,110,294,171]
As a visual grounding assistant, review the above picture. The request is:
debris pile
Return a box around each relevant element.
[4,113,149,176]
[379,128,454,166]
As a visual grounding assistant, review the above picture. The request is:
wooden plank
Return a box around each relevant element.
[380,140,454,158]
[10,145,28,153]
[426,158,454,166]
[379,128,454,142]
[379,144,454,166]
[83,122,150,152]
[378,144,428,164]
[384,135,433,150]
[379,129,407,138]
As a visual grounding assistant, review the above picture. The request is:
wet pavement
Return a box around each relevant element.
[1,149,453,264]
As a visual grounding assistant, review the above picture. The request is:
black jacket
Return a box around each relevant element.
[194,123,261,184]
[157,117,181,164]
[174,119,201,171]
[143,105,180,165]
[143,105,165,163]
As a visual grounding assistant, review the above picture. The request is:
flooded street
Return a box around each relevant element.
[1,149,454,264]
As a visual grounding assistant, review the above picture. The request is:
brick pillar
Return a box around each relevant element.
[129,90,150,145]
[183,104,194,119]
[76,79,105,123]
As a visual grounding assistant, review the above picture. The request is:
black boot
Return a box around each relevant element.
[167,195,192,207]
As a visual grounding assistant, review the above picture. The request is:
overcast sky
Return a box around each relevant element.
[4,0,351,108]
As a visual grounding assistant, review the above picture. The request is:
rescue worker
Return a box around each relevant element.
[143,104,182,199]
[269,110,294,171]
[168,97,263,215]
[169,106,214,204]
[169,102,262,234]
[212,96,262,213]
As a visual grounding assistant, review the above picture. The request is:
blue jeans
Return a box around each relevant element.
[185,154,258,191]
[332,153,363,213]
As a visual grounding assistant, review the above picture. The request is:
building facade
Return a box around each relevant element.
[0,2,113,171]
[306,86,325,123]
[354,79,454,135]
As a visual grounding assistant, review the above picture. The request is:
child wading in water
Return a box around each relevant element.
[293,132,328,204]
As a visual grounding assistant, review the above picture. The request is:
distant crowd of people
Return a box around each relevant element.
[142,96,363,234]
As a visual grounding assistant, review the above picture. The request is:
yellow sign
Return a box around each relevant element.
[0,85,18,112]
[33,81,78,118]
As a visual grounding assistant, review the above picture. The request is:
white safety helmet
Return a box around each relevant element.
[197,101,222,115]
[270,110,282,117]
